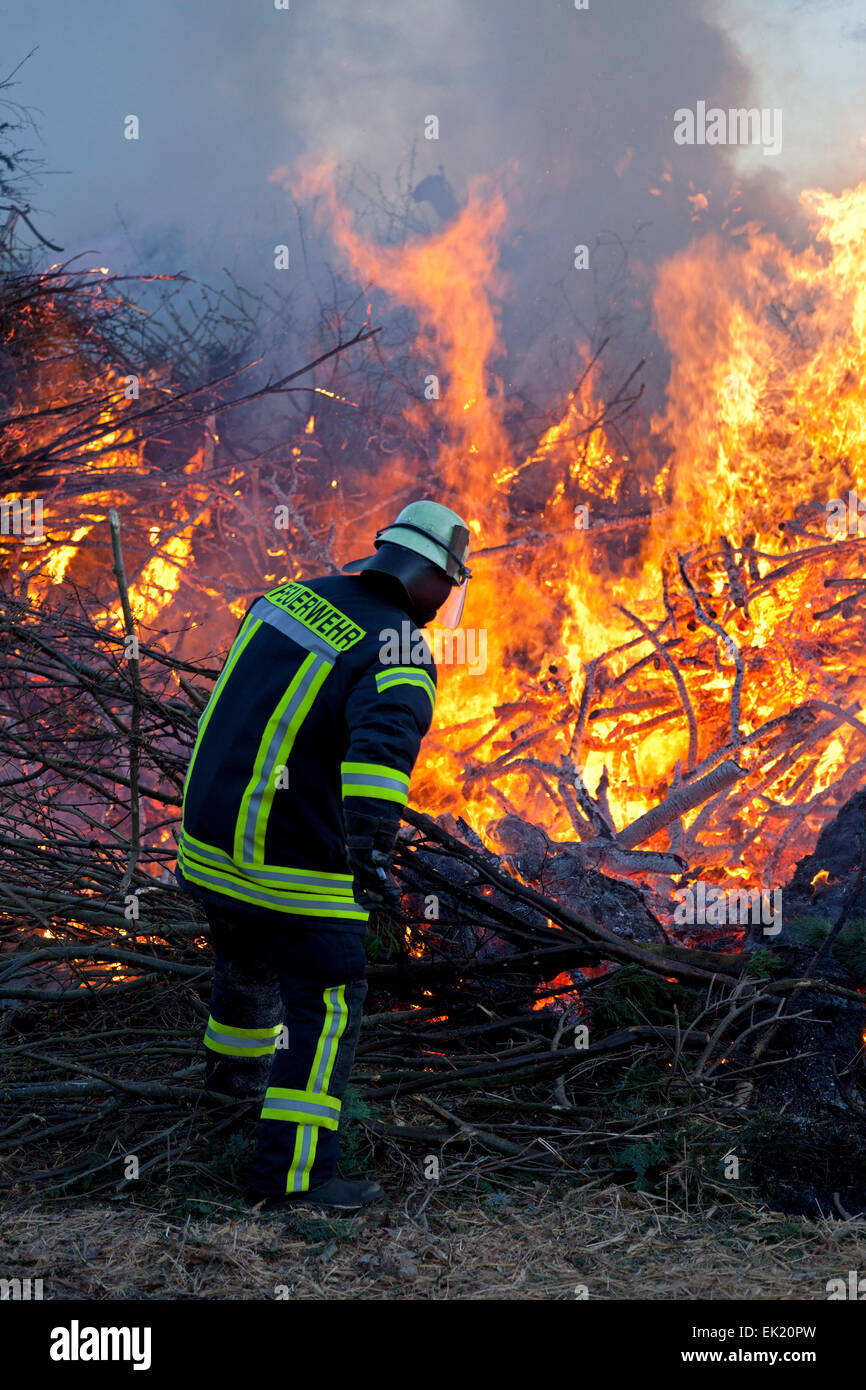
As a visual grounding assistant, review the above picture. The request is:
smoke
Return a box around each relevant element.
[7,0,864,406]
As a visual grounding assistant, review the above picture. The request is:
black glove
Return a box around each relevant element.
[344,809,401,910]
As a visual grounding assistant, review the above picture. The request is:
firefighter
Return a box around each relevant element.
[176,500,472,1210]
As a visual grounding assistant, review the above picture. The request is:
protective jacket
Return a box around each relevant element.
[176,575,437,932]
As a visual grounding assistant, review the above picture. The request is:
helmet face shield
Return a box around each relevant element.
[446,524,470,583]
[437,576,469,629]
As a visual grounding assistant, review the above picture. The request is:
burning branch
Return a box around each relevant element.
[108,508,141,894]
[677,549,744,744]
[616,758,745,851]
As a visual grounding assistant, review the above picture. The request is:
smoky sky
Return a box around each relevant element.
[4,0,864,396]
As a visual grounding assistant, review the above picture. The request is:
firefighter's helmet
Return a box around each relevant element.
[342,500,472,626]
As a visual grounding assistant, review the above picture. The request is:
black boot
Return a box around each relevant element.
[246,1176,384,1211]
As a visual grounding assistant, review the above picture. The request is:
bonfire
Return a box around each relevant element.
[2,170,866,1216]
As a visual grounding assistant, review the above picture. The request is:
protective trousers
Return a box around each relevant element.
[203,907,367,1198]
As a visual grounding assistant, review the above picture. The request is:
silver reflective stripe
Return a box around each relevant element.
[377,672,436,709]
[179,832,351,892]
[311,987,347,1093]
[343,772,408,795]
[240,654,329,862]
[205,1025,278,1050]
[290,1128,315,1193]
[178,852,366,918]
[251,596,337,659]
[263,1097,337,1120]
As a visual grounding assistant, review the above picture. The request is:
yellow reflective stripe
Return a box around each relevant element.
[378,675,435,706]
[375,666,436,712]
[204,1015,282,1057]
[310,986,348,1093]
[263,1109,339,1129]
[252,654,333,864]
[233,652,332,866]
[263,1110,338,1130]
[284,986,349,1192]
[182,616,261,802]
[341,782,408,804]
[340,762,410,786]
[205,1037,277,1058]
[177,843,368,920]
[207,1016,282,1040]
[340,761,410,804]
[286,1126,320,1194]
[179,830,354,890]
[202,1017,280,1056]
[260,1089,342,1129]
[375,665,434,683]
[264,1087,341,1111]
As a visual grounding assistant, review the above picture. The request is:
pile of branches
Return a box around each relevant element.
[2,586,866,1209]
[0,251,389,635]
[3,239,866,1210]
[426,519,866,904]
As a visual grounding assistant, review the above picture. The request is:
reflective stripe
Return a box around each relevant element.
[207,1016,283,1040]
[177,842,367,920]
[182,616,261,800]
[251,595,337,660]
[205,1039,276,1058]
[264,1086,341,1112]
[234,652,333,866]
[263,582,366,653]
[285,985,349,1194]
[340,781,409,805]
[340,760,410,805]
[260,1087,342,1129]
[204,1016,282,1058]
[311,986,349,1093]
[288,1126,318,1193]
[261,1105,339,1130]
[341,761,410,788]
[378,672,436,711]
[375,666,436,712]
[179,830,353,893]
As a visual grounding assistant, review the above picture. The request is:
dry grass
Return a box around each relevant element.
[2,1183,865,1301]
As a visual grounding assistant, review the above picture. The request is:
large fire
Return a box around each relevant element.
[6,170,866,904]
[275,165,866,892]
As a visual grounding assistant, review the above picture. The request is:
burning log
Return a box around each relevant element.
[616,758,745,850]
[614,605,698,770]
